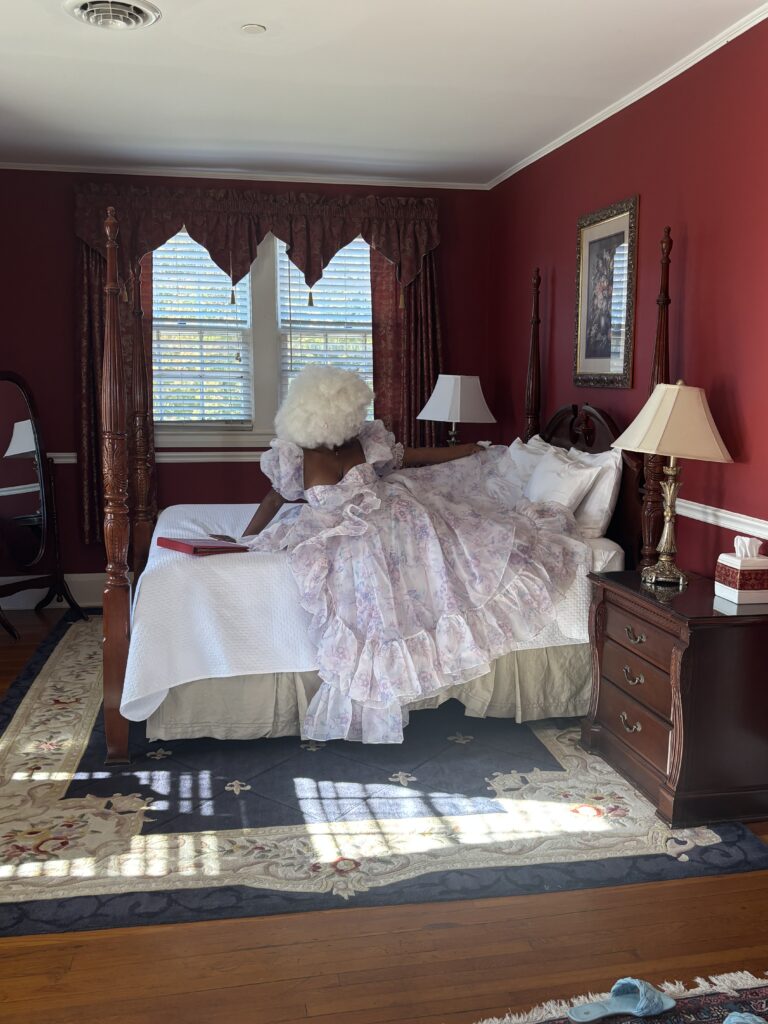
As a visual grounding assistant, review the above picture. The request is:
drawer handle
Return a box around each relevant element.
[622,665,645,686]
[619,711,642,734]
[624,625,646,645]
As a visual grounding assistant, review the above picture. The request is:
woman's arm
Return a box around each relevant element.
[402,443,482,467]
[241,488,288,536]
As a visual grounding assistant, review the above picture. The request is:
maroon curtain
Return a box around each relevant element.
[370,248,405,438]
[77,243,105,544]
[371,250,443,448]
[75,184,438,290]
[75,183,439,541]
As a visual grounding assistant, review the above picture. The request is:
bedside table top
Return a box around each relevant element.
[589,570,768,626]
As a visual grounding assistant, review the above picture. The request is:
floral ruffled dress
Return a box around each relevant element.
[247,421,590,743]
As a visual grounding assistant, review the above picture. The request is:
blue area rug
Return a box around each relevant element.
[2,615,768,936]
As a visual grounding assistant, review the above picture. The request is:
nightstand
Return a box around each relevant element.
[581,570,768,827]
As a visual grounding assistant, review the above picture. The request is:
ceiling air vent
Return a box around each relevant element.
[64,0,162,30]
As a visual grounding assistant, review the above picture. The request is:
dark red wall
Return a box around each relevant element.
[487,19,768,575]
[5,19,767,580]
[0,169,491,573]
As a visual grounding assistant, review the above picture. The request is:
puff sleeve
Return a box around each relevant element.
[260,439,305,501]
[358,420,401,474]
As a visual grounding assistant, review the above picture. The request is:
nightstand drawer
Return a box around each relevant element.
[597,681,671,775]
[601,639,671,720]
[605,602,675,670]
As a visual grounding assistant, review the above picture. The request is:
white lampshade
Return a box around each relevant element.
[611,382,732,463]
[417,374,496,424]
[3,419,36,459]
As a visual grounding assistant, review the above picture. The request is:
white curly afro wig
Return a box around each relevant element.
[274,365,374,449]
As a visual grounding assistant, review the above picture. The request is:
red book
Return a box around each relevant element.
[157,536,249,556]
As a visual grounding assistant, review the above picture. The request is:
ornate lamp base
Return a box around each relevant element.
[641,558,687,589]
[447,422,459,446]
[641,457,688,590]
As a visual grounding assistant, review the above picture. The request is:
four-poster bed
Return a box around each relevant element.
[98,209,673,763]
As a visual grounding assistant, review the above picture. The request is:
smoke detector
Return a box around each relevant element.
[64,0,162,30]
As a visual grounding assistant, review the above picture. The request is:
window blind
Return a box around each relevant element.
[277,237,373,402]
[152,230,253,423]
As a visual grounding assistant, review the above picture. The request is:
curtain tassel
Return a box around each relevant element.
[230,251,236,304]
[307,288,314,307]
[398,284,405,310]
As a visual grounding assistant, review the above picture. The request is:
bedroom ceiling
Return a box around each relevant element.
[1,0,766,187]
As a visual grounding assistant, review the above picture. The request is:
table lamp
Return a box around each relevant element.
[417,374,495,445]
[611,380,732,589]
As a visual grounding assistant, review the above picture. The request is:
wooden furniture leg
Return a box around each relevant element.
[101,208,131,764]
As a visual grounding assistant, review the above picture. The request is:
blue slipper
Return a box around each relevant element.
[567,978,676,1021]
[722,1016,766,1024]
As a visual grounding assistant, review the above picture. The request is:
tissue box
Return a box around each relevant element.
[714,552,768,604]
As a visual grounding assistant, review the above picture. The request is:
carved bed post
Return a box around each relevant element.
[131,258,153,579]
[524,267,541,441]
[640,227,673,569]
[101,208,131,764]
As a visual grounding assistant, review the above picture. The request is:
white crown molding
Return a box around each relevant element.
[155,450,263,463]
[0,159,485,192]
[0,573,108,610]
[486,2,768,189]
[677,498,768,541]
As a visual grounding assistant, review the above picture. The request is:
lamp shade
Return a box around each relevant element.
[611,382,732,463]
[417,374,496,424]
[3,419,36,459]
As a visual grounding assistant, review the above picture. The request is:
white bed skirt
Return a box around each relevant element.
[146,643,592,741]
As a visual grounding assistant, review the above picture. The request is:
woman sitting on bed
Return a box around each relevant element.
[242,365,590,744]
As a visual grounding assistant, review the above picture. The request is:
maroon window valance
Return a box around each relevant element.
[74,182,439,288]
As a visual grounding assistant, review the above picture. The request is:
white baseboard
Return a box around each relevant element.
[0,573,108,610]
[676,499,768,541]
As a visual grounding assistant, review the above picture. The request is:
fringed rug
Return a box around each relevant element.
[475,972,768,1024]
[2,617,768,935]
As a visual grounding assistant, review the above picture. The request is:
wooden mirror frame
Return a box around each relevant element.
[0,371,86,638]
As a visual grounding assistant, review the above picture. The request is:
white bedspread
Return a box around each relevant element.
[121,503,623,722]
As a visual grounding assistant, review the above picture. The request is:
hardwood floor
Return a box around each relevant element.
[1,610,767,1024]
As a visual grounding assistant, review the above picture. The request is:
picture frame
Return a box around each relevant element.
[573,196,638,389]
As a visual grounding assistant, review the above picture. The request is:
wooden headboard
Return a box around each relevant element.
[523,230,673,570]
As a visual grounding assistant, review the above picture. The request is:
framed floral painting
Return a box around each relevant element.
[573,196,638,388]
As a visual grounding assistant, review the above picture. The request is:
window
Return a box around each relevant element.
[277,237,373,402]
[151,232,373,446]
[152,230,252,425]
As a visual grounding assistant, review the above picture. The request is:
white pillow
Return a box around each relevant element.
[505,437,547,487]
[524,448,600,511]
[526,434,557,455]
[568,446,623,538]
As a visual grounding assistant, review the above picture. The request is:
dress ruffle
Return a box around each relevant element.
[248,432,592,744]
[292,488,587,743]
[260,439,305,502]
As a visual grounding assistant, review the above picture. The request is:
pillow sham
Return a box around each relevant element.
[523,448,600,511]
[505,437,548,487]
[568,446,623,538]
